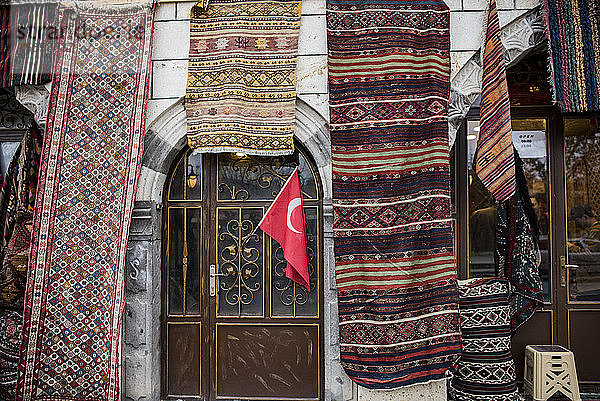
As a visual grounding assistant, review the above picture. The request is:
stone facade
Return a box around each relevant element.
[8,0,548,400]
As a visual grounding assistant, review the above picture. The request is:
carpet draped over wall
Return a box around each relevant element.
[16,2,154,400]
[185,0,301,155]
[327,0,461,389]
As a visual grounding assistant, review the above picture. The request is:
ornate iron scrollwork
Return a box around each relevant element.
[218,152,317,201]
[217,208,264,316]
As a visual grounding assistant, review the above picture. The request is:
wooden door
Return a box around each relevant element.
[162,148,324,400]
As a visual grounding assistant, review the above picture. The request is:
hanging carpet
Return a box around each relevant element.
[449,278,518,401]
[185,0,301,155]
[0,125,42,401]
[496,152,543,332]
[16,1,154,400]
[543,0,600,113]
[0,3,57,88]
[474,0,515,203]
[328,0,461,389]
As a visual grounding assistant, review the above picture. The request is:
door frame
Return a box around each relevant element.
[454,104,600,388]
[160,148,326,400]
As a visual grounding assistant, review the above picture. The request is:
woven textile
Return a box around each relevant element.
[16,2,154,400]
[0,3,57,88]
[543,0,600,112]
[185,0,301,155]
[328,0,460,389]
[0,126,42,311]
[496,153,543,332]
[475,0,515,202]
[0,310,20,400]
[449,278,518,401]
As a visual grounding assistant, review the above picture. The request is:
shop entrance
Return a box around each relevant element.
[161,147,324,400]
[455,108,600,388]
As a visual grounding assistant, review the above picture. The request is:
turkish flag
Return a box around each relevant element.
[259,167,310,290]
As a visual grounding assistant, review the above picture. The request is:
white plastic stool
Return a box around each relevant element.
[523,345,581,401]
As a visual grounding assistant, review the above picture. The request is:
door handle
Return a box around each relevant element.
[560,255,579,287]
[209,264,226,296]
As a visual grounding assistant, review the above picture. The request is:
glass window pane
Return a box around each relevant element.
[186,152,202,200]
[513,119,549,301]
[467,120,496,277]
[168,208,184,315]
[217,151,318,202]
[565,117,600,302]
[216,207,264,317]
[186,208,201,314]
[466,118,550,301]
[169,157,185,201]
[271,207,318,317]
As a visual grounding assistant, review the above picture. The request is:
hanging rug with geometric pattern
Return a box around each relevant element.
[16,2,154,400]
[185,0,301,156]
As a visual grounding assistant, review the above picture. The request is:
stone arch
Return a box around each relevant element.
[123,98,344,401]
[136,97,332,204]
[448,5,547,144]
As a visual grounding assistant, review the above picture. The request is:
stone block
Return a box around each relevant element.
[463,0,515,10]
[124,350,150,401]
[450,11,485,51]
[124,297,149,348]
[297,55,328,95]
[451,50,476,79]
[358,380,447,401]
[515,0,541,8]
[177,1,195,20]
[152,20,190,60]
[298,94,329,122]
[299,15,327,55]
[155,3,176,21]
[146,98,180,127]
[302,0,326,15]
[499,9,527,27]
[444,0,462,10]
[152,60,188,99]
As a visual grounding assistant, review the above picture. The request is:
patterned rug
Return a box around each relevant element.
[449,278,518,401]
[328,0,461,389]
[0,3,56,88]
[185,0,301,155]
[0,310,21,400]
[16,2,154,400]
[0,125,42,312]
[475,0,515,202]
[543,0,600,112]
[496,153,543,332]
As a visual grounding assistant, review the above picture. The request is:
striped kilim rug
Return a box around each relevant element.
[543,0,600,112]
[185,0,301,155]
[327,0,461,389]
[16,2,154,400]
[475,0,515,203]
[449,278,518,401]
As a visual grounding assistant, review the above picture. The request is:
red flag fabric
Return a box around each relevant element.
[259,167,310,290]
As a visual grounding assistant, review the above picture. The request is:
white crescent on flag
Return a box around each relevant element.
[286,197,302,234]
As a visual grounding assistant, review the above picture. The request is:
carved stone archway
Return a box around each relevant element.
[448,6,547,144]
